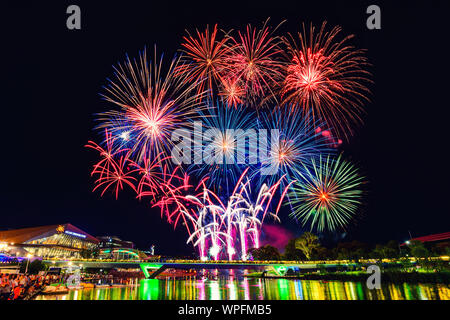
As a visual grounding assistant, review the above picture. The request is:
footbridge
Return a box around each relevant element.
[44,257,447,279]
[44,259,362,278]
[139,261,361,279]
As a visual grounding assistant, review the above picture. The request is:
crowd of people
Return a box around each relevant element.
[0,273,63,300]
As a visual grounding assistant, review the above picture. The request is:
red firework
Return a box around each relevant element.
[90,155,137,200]
[153,173,209,239]
[282,22,371,140]
[92,155,137,199]
[85,129,124,181]
[129,153,173,201]
[224,19,284,107]
[176,24,230,99]
[86,129,137,199]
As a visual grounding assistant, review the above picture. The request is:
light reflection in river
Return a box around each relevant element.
[35,277,450,300]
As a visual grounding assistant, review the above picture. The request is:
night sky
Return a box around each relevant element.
[2,1,449,256]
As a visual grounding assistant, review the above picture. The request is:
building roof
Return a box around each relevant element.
[402,232,450,245]
[0,223,99,244]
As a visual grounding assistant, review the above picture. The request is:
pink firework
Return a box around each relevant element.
[282,22,371,140]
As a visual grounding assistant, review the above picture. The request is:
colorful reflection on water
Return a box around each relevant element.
[35,277,449,300]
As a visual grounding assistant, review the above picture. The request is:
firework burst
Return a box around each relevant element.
[86,129,126,181]
[289,154,364,232]
[218,76,245,108]
[255,107,333,189]
[86,20,372,257]
[176,24,230,99]
[223,19,284,107]
[282,22,371,140]
[97,48,207,164]
[188,101,258,194]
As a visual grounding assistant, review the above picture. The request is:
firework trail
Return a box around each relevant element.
[282,22,371,140]
[152,170,202,225]
[289,154,364,232]
[154,174,212,260]
[86,129,125,181]
[130,154,181,203]
[181,169,291,260]
[96,47,207,164]
[86,129,138,199]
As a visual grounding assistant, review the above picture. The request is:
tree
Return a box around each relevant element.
[295,232,320,260]
[283,239,303,261]
[372,243,397,259]
[409,240,429,259]
[80,248,99,259]
[335,241,370,261]
[312,246,331,260]
[20,259,47,274]
[385,240,400,258]
[249,245,281,261]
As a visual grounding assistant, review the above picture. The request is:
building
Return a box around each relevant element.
[0,223,99,259]
[96,236,147,260]
[97,235,134,249]
[98,247,147,261]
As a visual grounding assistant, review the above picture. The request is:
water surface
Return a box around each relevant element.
[35,277,450,300]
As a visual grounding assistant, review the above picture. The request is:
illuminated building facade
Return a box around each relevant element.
[0,223,99,259]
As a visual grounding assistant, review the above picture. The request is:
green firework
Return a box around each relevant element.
[289,154,364,232]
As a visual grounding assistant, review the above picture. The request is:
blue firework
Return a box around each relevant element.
[252,106,334,191]
[188,101,258,195]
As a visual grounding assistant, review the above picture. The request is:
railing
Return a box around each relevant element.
[42,255,450,265]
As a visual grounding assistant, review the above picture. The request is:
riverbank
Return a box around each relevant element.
[246,270,450,284]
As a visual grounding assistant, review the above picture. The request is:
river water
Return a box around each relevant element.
[35,277,449,300]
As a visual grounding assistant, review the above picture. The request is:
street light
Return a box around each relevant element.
[0,242,9,252]
[25,254,33,274]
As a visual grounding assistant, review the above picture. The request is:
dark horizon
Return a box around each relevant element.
[3,1,449,256]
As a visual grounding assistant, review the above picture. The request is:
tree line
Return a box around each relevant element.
[248,232,450,262]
